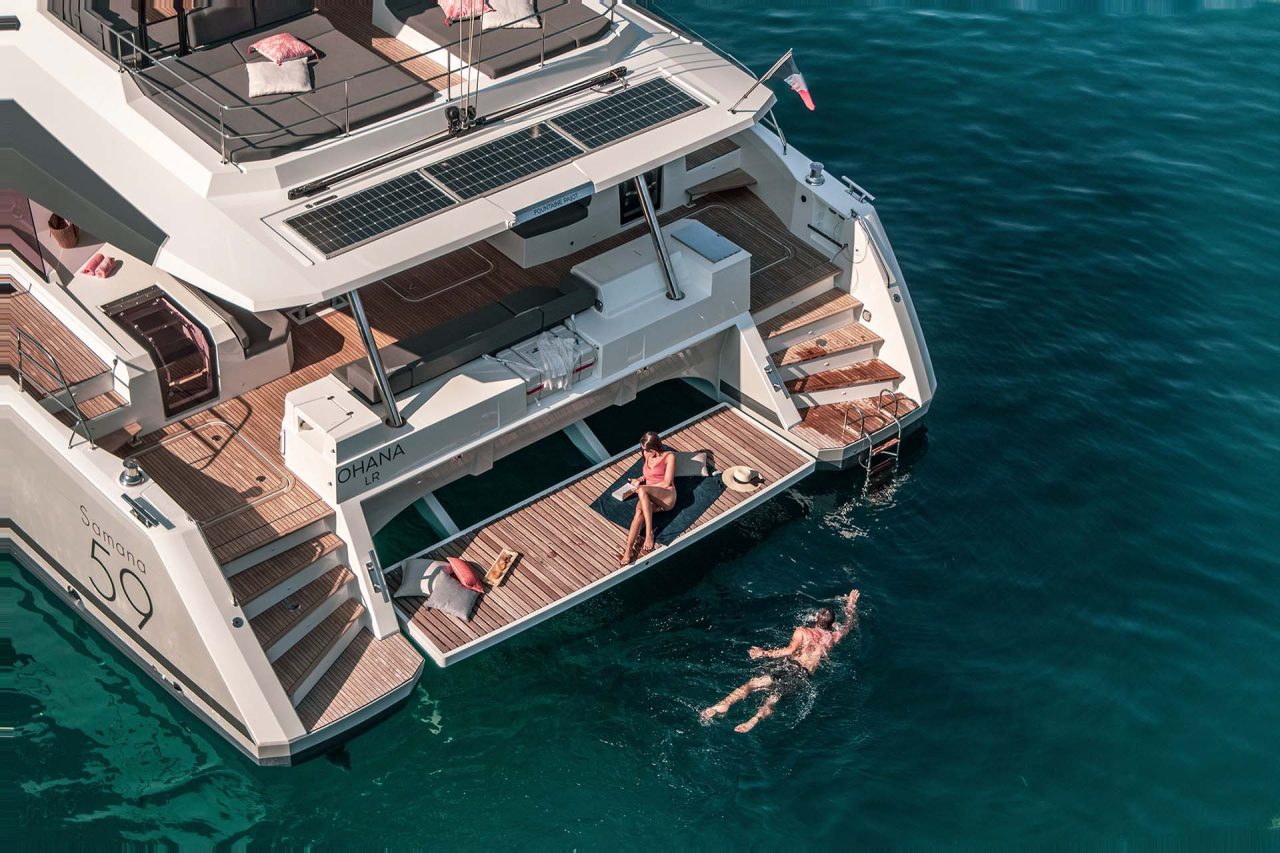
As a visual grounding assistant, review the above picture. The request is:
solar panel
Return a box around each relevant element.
[551,77,704,150]
[425,124,584,200]
[285,171,455,257]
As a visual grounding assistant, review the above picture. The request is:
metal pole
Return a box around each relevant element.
[728,49,791,114]
[348,288,405,427]
[175,0,189,56]
[635,175,682,301]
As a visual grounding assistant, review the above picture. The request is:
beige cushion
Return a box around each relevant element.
[394,557,447,598]
[246,58,312,97]
[675,450,713,478]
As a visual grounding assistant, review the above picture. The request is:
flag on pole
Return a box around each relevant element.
[778,52,815,111]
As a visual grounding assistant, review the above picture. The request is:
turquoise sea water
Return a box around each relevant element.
[6,2,1280,846]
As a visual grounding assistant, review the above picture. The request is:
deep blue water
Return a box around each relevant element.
[6,2,1280,846]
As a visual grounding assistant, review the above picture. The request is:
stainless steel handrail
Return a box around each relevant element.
[15,325,97,448]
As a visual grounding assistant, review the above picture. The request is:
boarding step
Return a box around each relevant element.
[687,168,757,200]
[771,322,883,377]
[219,516,335,575]
[758,290,862,352]
[273,598,364,703]
[751,271,841,323]
[789,393,920,451]
[229,531,346,617]
[784,359,904,408]
[249,565,355,659]
[296,629,424,734]
[685,138,739,170]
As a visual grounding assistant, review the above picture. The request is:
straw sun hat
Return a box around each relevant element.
[721,465,763,493]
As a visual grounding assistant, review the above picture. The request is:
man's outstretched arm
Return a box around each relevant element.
[749,629,804,660]
[832,589,860,645]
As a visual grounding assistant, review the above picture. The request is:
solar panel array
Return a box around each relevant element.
[285,172,455,257]
[424,123,584,200]
[551,77,704,150]
[286,78,705,256]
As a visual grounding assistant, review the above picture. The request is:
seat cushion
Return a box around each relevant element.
[499,285,561,317]
[231,12,336,62]
[298,30,434,129]
[185,0,256,49]
[253,0,314,29]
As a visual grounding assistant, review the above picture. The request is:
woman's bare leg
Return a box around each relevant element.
[637,487,657,551]
[701,676,772,722]
[621,503,645,565]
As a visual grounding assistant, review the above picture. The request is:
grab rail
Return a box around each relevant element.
[15,325,97,448]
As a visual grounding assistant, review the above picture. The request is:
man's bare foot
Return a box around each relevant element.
[700,702,729,723]
[734,717,761,733]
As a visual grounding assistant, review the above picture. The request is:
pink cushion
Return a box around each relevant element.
[247,33,316,65]
[446,557,486,593]
[441,0,490,22]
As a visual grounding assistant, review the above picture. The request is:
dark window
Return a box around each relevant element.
[619,169,663,226]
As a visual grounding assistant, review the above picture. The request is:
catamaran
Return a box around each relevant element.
[1,0,934,763]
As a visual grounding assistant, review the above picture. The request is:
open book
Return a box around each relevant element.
[612,481,638,501]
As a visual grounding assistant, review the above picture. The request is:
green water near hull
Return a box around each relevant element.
[8,2,1280,846]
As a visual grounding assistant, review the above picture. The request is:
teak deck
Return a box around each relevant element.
[125,189,831,565]
[390,407,813,666]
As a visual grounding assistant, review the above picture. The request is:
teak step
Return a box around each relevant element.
[272,598,364,699]
[785,359,904,408]
[297,629,423,733]
[686,168,757,199]
[73,389,126,420]
[228,531,345,607]
[771,322,883,374]
[685,138,739,170]
[758,290,862,350]
[249,565,353,653]
[789,393,921,450]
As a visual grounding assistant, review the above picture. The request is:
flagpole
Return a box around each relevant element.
[728,49,793,115]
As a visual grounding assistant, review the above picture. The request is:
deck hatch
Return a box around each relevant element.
[550,78,704,150]
[423,123,584,200]
[284,171,456,257]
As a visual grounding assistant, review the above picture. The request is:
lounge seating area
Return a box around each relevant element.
[385,0,612,79]
[54,0,437,161]
[332,271,595,404]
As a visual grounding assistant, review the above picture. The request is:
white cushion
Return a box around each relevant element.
[484,0,540,29]
[675,450,713,477]
[394,557,447,598]
[246,58,312,98]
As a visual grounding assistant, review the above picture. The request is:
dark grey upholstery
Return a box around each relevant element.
[185,0,254,48]
[85,0,180,52]
[252,0,312,28]
[333,274,597,404]
[134,13,433,161]
[387,0,611,79]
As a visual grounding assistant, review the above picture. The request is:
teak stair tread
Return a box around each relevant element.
[687,168,758,198]
[74,389,126,419]
[785,360,904,394]
[685,138,739,170]
[297,629,422,733]
[250,565,352,650]
[272,598,364,697]
[757,290,862,339]
[790,394,920,449]
[229,532,345,606]
[770,322,882,367]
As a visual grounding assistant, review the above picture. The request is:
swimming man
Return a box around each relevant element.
[701,589,859,732]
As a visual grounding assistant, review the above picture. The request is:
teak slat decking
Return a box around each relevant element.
[789,393,920,450]
[124,189,829,565]
[391,407,811,664]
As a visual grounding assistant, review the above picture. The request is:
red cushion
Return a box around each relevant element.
[248,33,317,65]
[446,557,485,593]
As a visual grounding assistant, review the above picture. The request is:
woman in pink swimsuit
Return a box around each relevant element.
[620,431,677,565]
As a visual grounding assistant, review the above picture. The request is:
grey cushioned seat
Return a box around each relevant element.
[86,0,181,53]
[133,13,432,160]
[389,0,610,79]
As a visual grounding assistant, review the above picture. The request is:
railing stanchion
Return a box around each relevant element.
[218,105,227,162]
[344,80,351,135]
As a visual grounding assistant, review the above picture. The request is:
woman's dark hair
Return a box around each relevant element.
[640,431,664,453]
[815,608,835,629]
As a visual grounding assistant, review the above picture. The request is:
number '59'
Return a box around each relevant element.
[89,540,154,629]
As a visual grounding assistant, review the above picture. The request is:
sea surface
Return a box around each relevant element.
[6,2,1280,847]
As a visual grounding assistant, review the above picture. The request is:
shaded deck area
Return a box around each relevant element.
[390,406,813,666]
[123,187,829,564]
